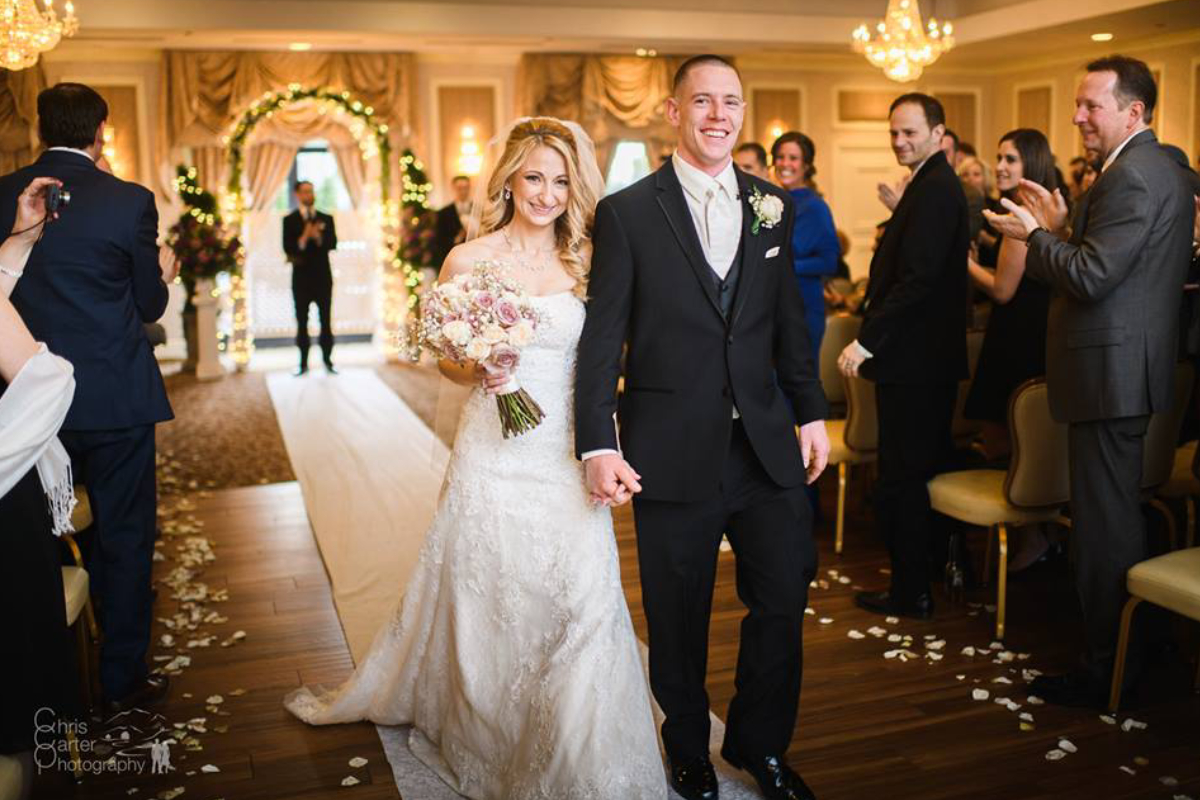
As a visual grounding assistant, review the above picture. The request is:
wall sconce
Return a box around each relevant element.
[102,125,121,176]
[457,124,483,176]
[766,122,785,145]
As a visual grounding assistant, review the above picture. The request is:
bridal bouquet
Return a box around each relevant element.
[417,262,545,438]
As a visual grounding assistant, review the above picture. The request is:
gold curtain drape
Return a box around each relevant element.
[246,102,367,209]
[162,51,417,148]
[517,54,688,174]
[0,65,46,175]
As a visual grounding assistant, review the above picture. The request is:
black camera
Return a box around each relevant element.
[46,184,70,214]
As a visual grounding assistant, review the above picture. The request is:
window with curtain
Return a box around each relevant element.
[272,140,353,212]
[604,140,652,195]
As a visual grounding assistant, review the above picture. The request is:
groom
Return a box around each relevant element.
[576,55,830,800]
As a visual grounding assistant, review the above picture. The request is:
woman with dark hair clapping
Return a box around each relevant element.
[772,131,839,363]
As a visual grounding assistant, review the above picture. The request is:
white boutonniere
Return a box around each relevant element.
[748,187,783,235]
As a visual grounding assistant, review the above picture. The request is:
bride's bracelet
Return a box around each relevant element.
[0,264,22,279]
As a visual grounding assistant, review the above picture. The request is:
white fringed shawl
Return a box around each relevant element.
[0,344,76,535]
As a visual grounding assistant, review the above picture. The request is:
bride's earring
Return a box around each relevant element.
[503,186,512,201]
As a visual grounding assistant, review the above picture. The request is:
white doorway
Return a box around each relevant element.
[830,137,907,280]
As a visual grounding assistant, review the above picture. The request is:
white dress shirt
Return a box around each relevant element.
[671,151,742,279]
[47,146,95,162]
[1101,126,1148,173]
[583,153,747,460]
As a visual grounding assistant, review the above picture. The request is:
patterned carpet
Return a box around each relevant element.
[157,371,296,491]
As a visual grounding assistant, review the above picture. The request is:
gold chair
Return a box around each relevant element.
[819,314,861,417]
[61,486,98,782]
[1141,363,1195,551]
[1109,547,1200,712]
[1155,441,1200,550]
[0,754,22,800]
[927,379,1071,639]
[950,329,986,447]
[825,373,877,555]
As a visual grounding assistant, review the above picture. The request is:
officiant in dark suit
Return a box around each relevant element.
[433,174,472,270]
[0,82,176,713]
[839,93,970,621]
[576,55,829,800]
[282,180,338,374]
[986,56,1195,709]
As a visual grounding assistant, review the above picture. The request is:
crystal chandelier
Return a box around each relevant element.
[1,0,79,72]
[851,0,953,83]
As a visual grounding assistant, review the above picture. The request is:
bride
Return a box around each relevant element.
[285,117,666,800]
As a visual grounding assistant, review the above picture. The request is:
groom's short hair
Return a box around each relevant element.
[672,55,740,96]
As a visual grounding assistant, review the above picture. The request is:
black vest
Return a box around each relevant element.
[710,234,746,320]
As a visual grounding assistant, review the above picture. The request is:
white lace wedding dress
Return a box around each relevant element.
[285,290,666,800]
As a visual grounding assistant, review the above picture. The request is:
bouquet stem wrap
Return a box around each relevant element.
[494,377,545,438]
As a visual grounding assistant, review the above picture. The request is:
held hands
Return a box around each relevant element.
[798,419,830,485]
[584,453,642,507]
[12,177,62,241]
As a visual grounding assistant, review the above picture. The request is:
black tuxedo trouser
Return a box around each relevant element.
[60,425,157,701]
[874,381,957,601]
[293,273,333,366]
[1068,415,1149,685]
[632,420,816,762]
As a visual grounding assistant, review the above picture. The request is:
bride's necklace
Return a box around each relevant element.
[501,226,552,273]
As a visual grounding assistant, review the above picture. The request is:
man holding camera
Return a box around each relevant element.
[0,82,177,713]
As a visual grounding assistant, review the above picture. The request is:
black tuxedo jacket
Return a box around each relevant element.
[1026,130,1195,422]
[575,160,828,503]
[859,150,969,384]
[433,203,463,267]
[0,150,172,431]
[282,208,337,282]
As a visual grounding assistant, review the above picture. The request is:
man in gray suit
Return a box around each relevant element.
[986,55,1195,708]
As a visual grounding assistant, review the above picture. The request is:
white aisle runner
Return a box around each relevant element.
[266,367,449,661]
[268,367,759,800]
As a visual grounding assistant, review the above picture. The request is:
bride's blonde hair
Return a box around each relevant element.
[479,118,597,298]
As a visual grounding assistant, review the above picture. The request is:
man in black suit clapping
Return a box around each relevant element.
[282,180,338,374]
[433,174,472,271]
[0,83,177,712]
[839,93,970,620]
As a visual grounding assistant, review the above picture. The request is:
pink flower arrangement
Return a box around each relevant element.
[417,262,545,438]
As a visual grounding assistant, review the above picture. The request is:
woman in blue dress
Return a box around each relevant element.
[771,132,839,364]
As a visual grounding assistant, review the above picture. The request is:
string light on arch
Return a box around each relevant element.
[221,85,398,369]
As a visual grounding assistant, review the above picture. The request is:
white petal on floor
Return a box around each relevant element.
[972,689,989,701]
[1045,749,1067,761]
[1058,739,1077,754]
[349,757,369,768]
[342,776,361,787]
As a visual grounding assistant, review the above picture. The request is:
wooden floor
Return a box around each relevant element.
[37,473,1200,800]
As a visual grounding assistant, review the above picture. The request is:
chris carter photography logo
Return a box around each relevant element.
[34,707,175,776]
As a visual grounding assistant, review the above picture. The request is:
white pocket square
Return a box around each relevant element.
[765,246,781,258]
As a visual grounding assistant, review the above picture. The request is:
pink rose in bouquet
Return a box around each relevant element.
[416,261,545,438]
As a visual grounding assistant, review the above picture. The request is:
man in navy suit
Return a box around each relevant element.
[0,83,176,712]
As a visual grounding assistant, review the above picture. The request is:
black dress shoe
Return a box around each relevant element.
[721,747,815,800]
[854,589,933,620]
[1029,671,1107,709]
[104,674,170,714]
[670,755,718,800]
[294,365,309,377]
[324,362,337,375]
